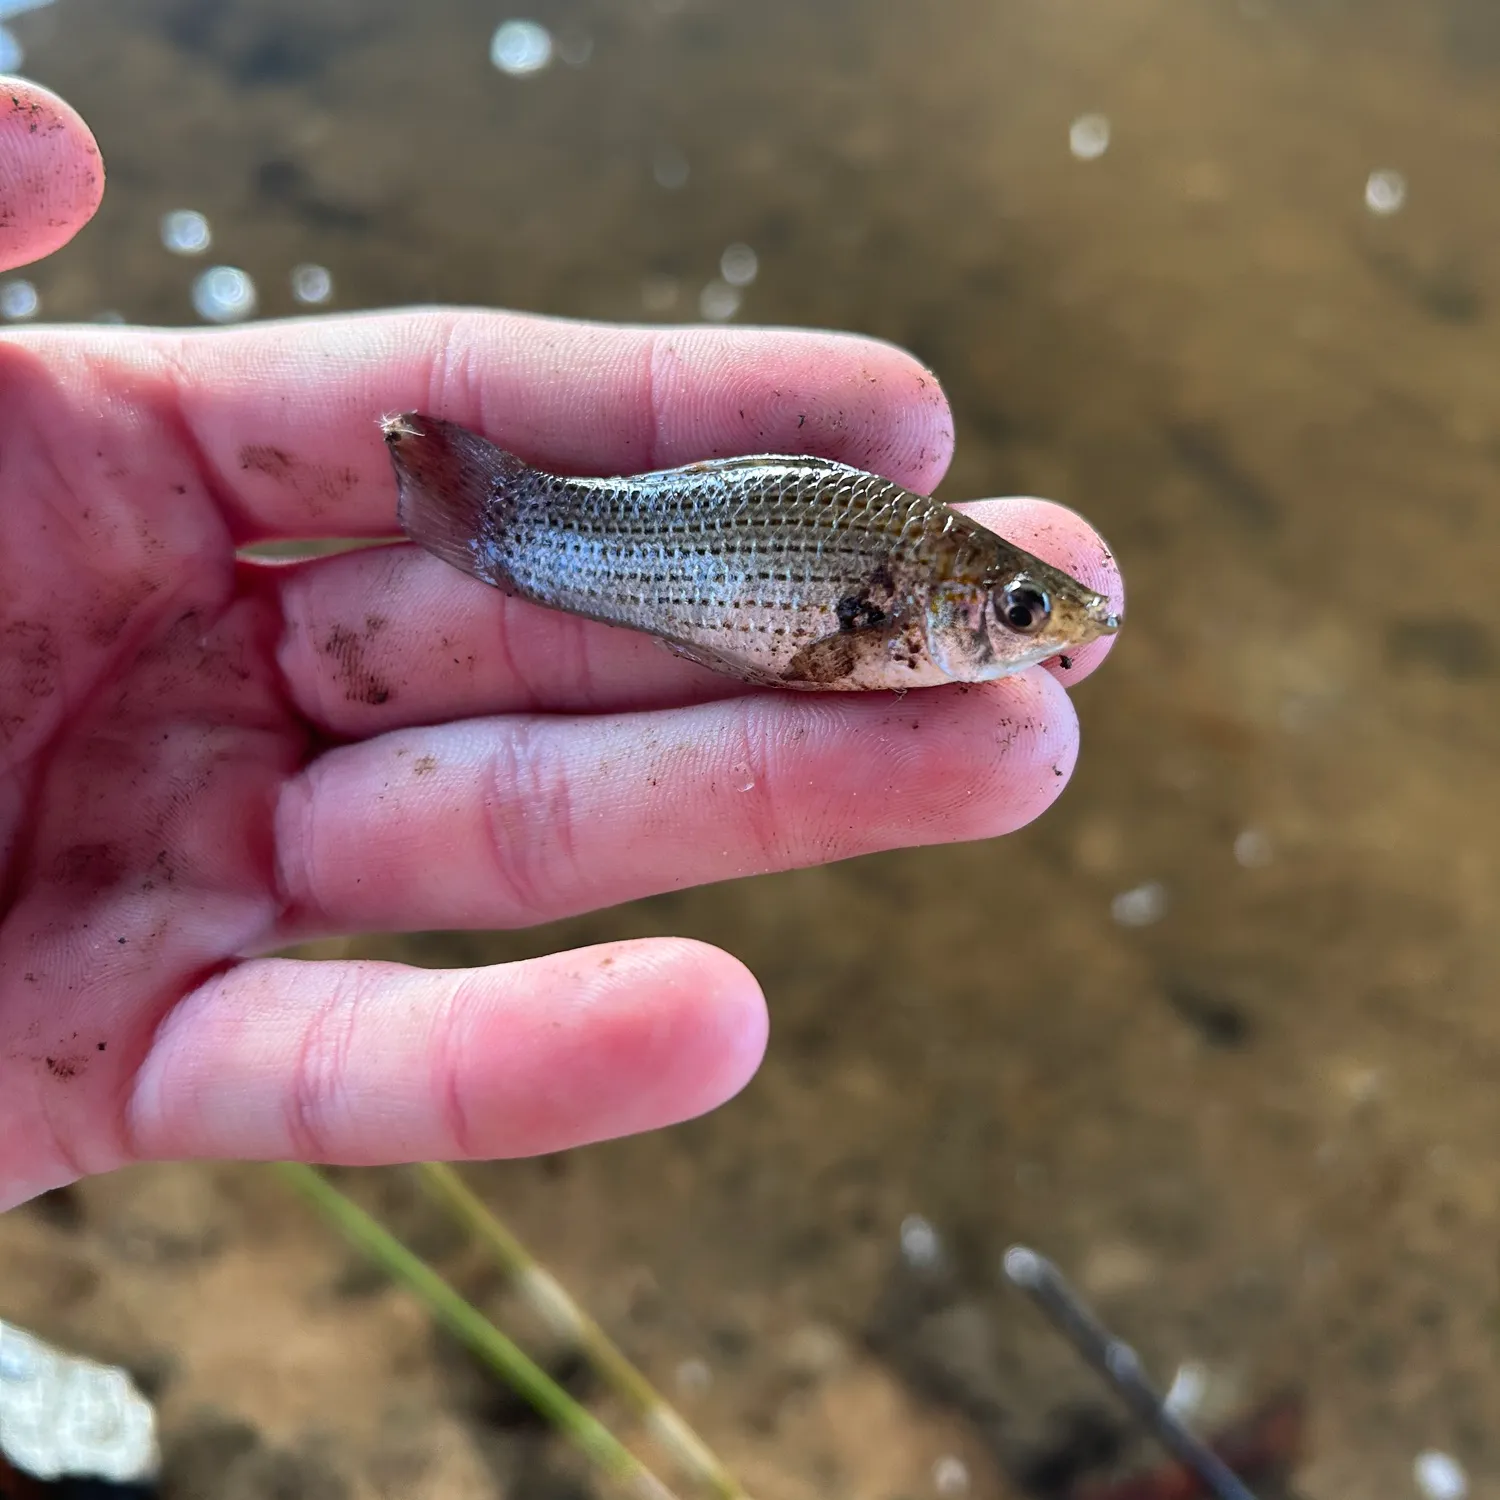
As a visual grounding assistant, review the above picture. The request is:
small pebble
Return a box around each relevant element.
[1069,113,1111,160]
[699,280,740,321]
[899,1214,943,1270]
[490,19,552,75]
[1413,1451,1467,1500]
[1234,828,1272,868]
[0,279,38,320]
[933,1455,970,1495]
[719,243,758,287]
[1163,1360,1208,1420]
[191,266,256,324]
[160,209,211,255]
[652,145,689,190]
[1365,169,1407,216]
[1111,880,1167,928]
[290,263,333,305]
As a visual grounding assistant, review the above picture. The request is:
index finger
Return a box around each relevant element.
[16,310,955,542]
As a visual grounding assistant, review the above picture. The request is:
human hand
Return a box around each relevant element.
[0,81,1122,1210]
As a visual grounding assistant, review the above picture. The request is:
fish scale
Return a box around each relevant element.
[487,463,934,652]
[384,413,1119,691]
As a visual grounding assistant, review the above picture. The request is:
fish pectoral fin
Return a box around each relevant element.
[654,636,788,689]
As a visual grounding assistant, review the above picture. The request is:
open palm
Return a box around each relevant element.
[0,83,1121,1210]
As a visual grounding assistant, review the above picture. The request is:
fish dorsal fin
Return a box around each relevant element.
[632,453,908,487]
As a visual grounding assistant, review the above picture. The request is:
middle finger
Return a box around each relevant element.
[270,673,1080,941]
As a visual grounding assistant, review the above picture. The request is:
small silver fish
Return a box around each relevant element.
[384,412,1120,691]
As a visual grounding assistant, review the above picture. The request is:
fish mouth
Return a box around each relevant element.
[1088,597,1123,636]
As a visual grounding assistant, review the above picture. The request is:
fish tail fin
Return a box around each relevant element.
[383,412,531,583]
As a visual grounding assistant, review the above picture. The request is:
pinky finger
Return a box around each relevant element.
[125,939,768,1167]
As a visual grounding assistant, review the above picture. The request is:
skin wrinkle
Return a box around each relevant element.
[723,693,790,874]
[482,719,580,927]
[643,329,674,474]
[436,969,483,1160]
[270,762,332,938]
[282,964,364,1160]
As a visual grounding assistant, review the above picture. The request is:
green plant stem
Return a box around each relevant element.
[415,1162,750,1500]
[274,1162,678,1500]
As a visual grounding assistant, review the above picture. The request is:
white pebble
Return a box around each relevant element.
[653,145,689,190]
[1111,880,1167,928]
[160,209,211,255]
[191,265,256,323]
[491,20,552,75]
[556,28,592,67]
[699,280,741,321]
[719,243,758,287]
[1069,113,1111,161]
[641,274,679,314]
[1233,828,1272,868]
[674,1357,711,1396]
[899,1214,943,1270]
[0,278,38,320]
[1163,1361,1208,1420]
[290,262,333,305]
[1414,1451,1467,1500]
[1365,169,1407,216]
[932,1455,970,1495]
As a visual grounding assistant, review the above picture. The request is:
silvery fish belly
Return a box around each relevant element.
[383,413,1120,691]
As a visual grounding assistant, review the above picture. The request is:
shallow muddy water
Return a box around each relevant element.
[2,2,1497,1496]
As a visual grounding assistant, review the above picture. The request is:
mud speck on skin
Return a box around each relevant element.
[322,624,394,706]
[48,841,126,890]
[238,444,360,518]
[44,1054,88,1080]
[412,754,438,776]
[238,444,295,479]
[4,619,60,700]
[86,578,164,648]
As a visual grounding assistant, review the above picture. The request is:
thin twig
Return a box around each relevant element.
[1002,1246,1261,1500]
[414,1161,752,1500]
[274,1162,679,1500]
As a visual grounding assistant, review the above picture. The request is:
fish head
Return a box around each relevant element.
[921,552,1121,682]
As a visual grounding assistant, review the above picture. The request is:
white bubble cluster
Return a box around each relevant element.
[491,20,552,75]
[0,279,38,320]
[160,209,211,255]
[291,263,333,305]
[191,265,257,324]
[1365,169,1407,216]
[1069,113,1111,161]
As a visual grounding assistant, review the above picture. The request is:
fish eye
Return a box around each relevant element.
[997,581,1051,634]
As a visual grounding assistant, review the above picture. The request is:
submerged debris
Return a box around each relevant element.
[0,1321,159,1486]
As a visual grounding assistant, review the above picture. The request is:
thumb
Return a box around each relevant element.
[0,78,104,275]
